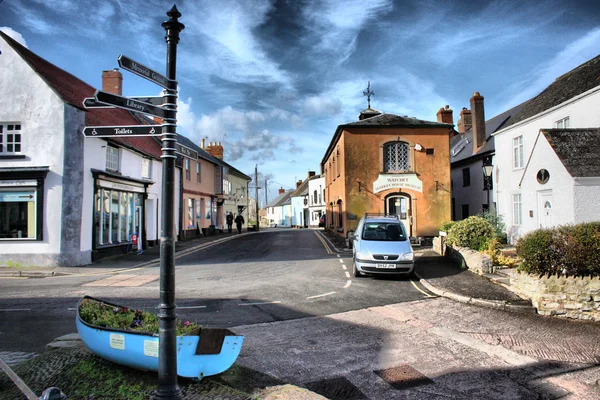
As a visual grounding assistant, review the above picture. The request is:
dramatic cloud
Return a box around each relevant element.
[0,27,27,47]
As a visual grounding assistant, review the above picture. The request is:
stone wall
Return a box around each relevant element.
[510,272,600,321]
[445,245,493,275]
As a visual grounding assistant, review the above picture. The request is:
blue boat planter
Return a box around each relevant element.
[76,296,243,380]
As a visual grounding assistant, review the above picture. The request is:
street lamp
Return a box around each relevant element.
[482,159,493,210]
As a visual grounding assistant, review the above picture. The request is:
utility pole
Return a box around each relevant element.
[264,179,268,207]
[255,164,259,230]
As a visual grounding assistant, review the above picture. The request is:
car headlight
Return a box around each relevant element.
[399,252,414,261]
[355,251,369,259]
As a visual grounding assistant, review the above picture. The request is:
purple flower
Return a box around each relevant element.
[183,321,190,326]
[113,307,120,313]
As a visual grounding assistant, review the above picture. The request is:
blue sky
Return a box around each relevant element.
[1,0,599,205]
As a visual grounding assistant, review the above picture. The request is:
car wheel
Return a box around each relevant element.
[352,256,363,277]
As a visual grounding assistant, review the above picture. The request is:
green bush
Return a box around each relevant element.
[439,221,455,233]
[516,222,600,276]
[446,216,493,251]
[478,210,507,242]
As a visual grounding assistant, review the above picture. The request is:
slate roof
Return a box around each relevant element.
[1,31,163,160]
[450,100,529,164]
[541,128,600,177]
[322,112,453,165]
[504,54,600,129]
[267,190,293,207]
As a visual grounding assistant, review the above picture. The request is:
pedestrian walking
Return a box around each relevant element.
[226,212,233,233]
[235,213,244,234]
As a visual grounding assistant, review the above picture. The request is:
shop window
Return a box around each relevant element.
[95,188,143,246]
[0,123,22,154]
[142,158,152,179]
[187,198,195,228]
[106,146,120,172]
[0,189,36,239]
[384,141,410,172]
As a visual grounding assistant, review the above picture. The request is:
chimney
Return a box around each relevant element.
[296,180,302,189]
[470,92,486,153]
[201,138,206,149]
[278,187,285,195]
[102,68,122,95]
[436,105,453,125]
[206,141,224,159]
[308,171,316,178]
[457,107,472,134]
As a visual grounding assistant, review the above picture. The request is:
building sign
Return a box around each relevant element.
[97,179,146,193]
[373,174,423,193]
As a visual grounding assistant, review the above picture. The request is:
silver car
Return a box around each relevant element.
[351,214,414,278]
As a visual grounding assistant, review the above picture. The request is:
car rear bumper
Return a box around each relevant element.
[355,259,414,275]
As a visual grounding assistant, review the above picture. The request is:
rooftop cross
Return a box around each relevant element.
[363,81,374,109]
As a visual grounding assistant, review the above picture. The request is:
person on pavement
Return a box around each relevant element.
[226,212,234,233]
[235,213,244,234]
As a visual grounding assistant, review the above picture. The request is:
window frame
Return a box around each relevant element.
[196,161,201,183]
[106,145,120,172]
[462,167,471,187]
[0,123,23,155]
[141,158,152,179]
[512,193,523,226]
[185,158,191,181]
[555,116,570,129]
[383,141,411,173]
[513,136,524,169]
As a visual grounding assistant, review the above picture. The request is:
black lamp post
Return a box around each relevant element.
[482,159,493,210]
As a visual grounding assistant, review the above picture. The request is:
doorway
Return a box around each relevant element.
[385,194,411,236]
[537,190,553,228]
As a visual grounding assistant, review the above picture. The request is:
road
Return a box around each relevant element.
[0,229,433,353]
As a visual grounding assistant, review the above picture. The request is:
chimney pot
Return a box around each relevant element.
[278,187,285,195]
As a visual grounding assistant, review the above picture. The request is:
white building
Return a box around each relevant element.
[493,54,600,242]
[0,30,172,266]
[307,174,325,228]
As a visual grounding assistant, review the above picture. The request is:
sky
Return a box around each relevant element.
[1,0,599,205]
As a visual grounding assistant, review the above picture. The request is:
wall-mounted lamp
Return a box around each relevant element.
[414,144,423,152]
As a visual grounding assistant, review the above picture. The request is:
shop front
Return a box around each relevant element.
[92,170,152,261]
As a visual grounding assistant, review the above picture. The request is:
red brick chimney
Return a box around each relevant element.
[296,180,302,189]
[206,141,224,159]
[278,187,285,195]
[436,105,453,125]
[102,69,122,95]
[457,107,472,134]
[470,92,486,153]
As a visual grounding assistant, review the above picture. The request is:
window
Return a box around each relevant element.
[95,189,143,245]
[313,190,317,205]
[462,168,470,187]
[512,194,522,225]
[461,204,469,219]
[513,136,524,169]
[384,141,410,172]
[0,188,36,239]
[141,158,152,179]
[196,162,201,183]
[106,146,119,171]
[185,158,190,181]
[336,147,340,177]
[555,117,570,128]
[0,123,22,154]
[187,198,195,228]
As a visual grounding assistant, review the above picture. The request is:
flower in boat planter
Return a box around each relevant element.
[79,299,200,336]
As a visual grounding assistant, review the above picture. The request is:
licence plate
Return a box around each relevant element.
[376,263,395,269]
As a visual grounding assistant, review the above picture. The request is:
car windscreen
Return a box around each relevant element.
[361,222,407,241]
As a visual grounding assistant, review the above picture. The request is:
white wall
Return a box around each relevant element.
[291,196,304,226]
[308,176,325,227]
[494,86,600,240]
[0,38,66,259]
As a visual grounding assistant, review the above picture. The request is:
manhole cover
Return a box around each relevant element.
[374,364,433,390]
[305,377,366,400]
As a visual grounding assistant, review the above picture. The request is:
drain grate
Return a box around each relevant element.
[305,377,366,400]
[375,364,433,390]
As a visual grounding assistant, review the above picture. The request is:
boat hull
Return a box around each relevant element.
[76,297,243,380]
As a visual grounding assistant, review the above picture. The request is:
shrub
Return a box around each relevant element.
[516,222,600,276]
[446,216,494,251]
[439,221,455,233]
[478,210,507,242]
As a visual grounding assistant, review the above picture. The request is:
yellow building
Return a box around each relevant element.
[321,107,453,241]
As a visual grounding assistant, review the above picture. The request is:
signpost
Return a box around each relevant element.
[80,6,185,399]
[82,125,160,138]
[118,54,176,90]
[94,90,172,119]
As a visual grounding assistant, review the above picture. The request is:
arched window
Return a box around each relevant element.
[384,141,410,172]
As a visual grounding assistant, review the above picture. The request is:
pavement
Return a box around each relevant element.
[2,228,592,399]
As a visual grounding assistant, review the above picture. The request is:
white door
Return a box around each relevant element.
[537,191,553,228]
[386,196,411,235]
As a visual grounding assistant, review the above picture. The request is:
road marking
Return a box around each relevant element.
[342,265,347,270]
[338,259,344,263]
[410,279,436,298]
[68,308,77,311]
[0,277,28,280]
[176,305,207,309]
[344,280,352,288]
[0,309,31,312]
[315,231,333,254]
[238,301,282,306]
[307,291,336,299]
[344,271,350,278]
